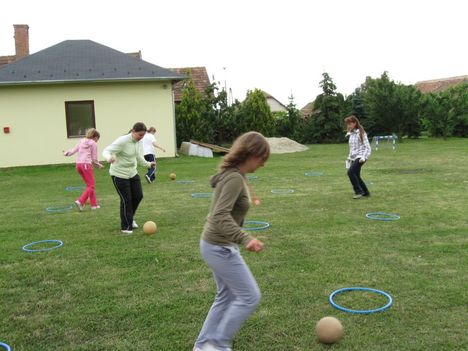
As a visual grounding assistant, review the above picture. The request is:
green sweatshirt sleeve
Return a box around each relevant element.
[210,175,253,245]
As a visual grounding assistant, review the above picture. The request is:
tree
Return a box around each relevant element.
[236,89,276,136]
[361,72,423,139]
[275,95,303,141]
[303,72,346,143]
[175,79,213,146]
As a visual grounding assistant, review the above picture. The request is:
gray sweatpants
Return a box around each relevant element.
[195,240,261,350]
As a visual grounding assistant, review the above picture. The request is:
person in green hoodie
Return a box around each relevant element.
[102,122,155,234]
[194,131,270,351]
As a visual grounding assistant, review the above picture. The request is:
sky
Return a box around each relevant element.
[1,0,467,109]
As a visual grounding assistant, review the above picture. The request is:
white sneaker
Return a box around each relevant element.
[132,220,139,229]
[91,205,101,210]
[121,230,133,235]
[200,343,223,351]
[74,200,84,211]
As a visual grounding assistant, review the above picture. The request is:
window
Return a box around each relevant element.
[65,101,96,138]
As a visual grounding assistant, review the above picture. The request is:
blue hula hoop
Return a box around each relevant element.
[366,212,400,221]
[22,240,64,253]
[304,171,323,177]
[0,342,11,351]
[242,220,270,231]
[45,205,74,213]
[191,192,213,198]
[329,287,393,314]
[65,185,85,192]
[176,180,194,184]
[271,188,294,194]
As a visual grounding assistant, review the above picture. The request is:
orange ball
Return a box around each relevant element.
[315,316,343,344]
[143,221,157,235]
[169,173,176,180]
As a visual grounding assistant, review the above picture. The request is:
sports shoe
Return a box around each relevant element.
[91,205,101,210]
[74,200,84,211]
[199,343,224,351]
[353,194,363,199]
[132,220,139,229]
[145,174,152,184]
[121,230,133,235]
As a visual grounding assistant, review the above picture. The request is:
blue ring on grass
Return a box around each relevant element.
[45,205,74,213]
[242,220,270,231]
[366,212,400,221]
[304,171,324,176]
[191,192,213,198]
[22,239,64,253]
[329,287,393,314]
[0,342,11,351]
[65,185,85,191]
[271,188,294,194]
[176,180,195,184]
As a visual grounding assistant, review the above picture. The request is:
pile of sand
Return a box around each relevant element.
[266,137,308,154]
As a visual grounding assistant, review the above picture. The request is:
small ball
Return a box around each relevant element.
[143,221,157,235]
[169,173,176,180]
[315,316,343,344]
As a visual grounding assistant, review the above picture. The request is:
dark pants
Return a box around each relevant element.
[347,159,370,196]
[111,175,143,230]
[144,154,156,181]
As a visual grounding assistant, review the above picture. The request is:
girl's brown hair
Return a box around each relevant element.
[147,127,156,133]
[85,128,100,140]
[220,131,270,172]
[344,115,365,142]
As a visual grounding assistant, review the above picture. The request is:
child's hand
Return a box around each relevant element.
[253,196,261,206]
[108,156,116,164]
[246,239,264,252]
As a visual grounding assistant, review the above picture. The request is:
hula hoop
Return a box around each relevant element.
[0,342,11,351]
[329,287,393,314]
[304,171,323,177]
[45,205,74,213]
[271,188,294,194]
[191,192,213,198]
[22,239,64,253]
[366,212,400,221]
[242,220,270,231]
[65,185,85,191]
[176,180,195,184]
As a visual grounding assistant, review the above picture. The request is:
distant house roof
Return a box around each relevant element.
[0,55,16,68]
[170,67,211,102]
[300,101,314,118]
[261,90,287,112]
[0,40,184,86]
[415,75,468,93]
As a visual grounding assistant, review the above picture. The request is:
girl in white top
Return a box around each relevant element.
[141,127,166,183]
[345,115,371,199]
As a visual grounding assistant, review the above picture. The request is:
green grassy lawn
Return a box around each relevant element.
[1,138,467,351]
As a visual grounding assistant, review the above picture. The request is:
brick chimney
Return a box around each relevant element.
[14,24,29,59]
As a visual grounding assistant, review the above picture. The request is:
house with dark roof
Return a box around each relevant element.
[169,67,211,103]
[0,35,183,168]
[415,75,468,94]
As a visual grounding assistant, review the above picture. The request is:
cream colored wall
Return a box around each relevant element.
[267,97,287,113]
[0,81,176,168]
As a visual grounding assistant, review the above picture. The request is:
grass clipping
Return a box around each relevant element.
[266,137,308,154]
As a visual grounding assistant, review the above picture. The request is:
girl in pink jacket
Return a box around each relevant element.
[64,128,104,211]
